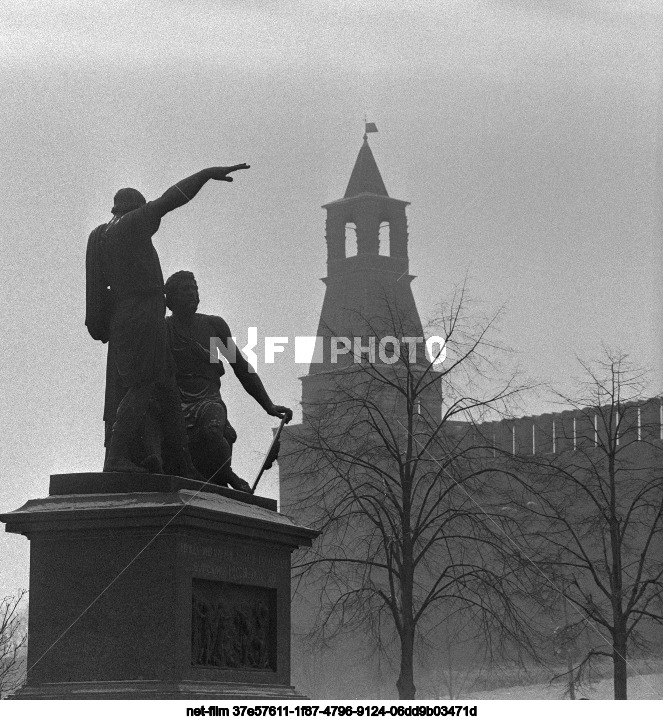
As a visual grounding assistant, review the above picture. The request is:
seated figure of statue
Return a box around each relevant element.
[163,271,292,492]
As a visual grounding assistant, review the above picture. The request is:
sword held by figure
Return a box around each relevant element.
[252,415,289,494]
[206,414,289,494]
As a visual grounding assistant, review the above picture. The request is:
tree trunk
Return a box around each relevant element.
[560,580,575,699]
[397,629,416,699]
[608,446,627,700]
[613,627,628,700]
[397,449,416,700]
[566,657,576,700]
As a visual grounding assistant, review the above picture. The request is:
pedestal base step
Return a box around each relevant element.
[11,679,308,700]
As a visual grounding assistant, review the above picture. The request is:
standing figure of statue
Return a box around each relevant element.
[164,271,292,491]
[88,165,249,474]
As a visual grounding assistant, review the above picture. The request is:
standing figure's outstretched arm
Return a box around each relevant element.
[151,164,250,218]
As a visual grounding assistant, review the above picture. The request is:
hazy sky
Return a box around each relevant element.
[1,0,661,595]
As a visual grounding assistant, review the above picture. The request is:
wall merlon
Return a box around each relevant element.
[640,397,661,441]
[514,417,534,456]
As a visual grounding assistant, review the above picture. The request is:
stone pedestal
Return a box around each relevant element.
[0,473,318,700]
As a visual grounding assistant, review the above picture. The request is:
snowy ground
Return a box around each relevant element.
[470,672,663,700]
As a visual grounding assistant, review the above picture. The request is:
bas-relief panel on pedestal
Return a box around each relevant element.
[191,579,276,670]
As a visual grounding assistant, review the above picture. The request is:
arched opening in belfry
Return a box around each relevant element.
[378,221,390,256]
[345,223,358,257]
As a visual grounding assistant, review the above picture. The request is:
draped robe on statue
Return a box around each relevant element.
[101,202,174,441]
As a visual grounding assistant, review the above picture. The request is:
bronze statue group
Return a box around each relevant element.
[85,165,292,492]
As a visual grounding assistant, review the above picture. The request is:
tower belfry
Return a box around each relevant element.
[301,132,424,406]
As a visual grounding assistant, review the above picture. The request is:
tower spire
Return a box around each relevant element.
[344,124,387,198]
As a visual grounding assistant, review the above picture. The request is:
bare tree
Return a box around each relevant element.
[0,590,27,699]
[282,287,538,699]
[496,351,663,699]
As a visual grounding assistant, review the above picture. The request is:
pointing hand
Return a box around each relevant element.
[208,164,250,182]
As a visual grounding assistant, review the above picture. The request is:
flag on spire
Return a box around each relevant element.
[365,122,378,134]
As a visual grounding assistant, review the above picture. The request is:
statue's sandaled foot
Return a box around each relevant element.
[165,449,206,481]
[185,463,206,482]
[142,454,164,474]
[103,456,148,473]
[171,461,206,482]
[228,474,253,494]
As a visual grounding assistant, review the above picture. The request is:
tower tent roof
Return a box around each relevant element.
[344,138,389,198]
